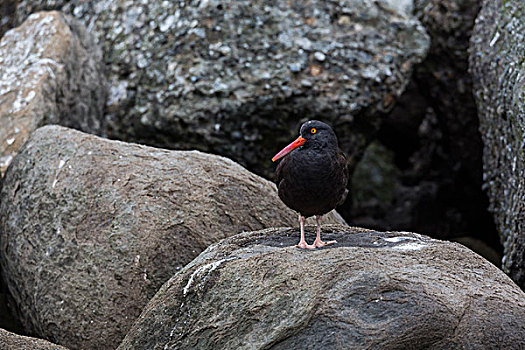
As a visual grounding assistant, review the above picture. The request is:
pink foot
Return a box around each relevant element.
[313,239,337,248]
[296,241,316,249]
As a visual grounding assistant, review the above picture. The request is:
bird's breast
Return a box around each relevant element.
[278,150,345,216]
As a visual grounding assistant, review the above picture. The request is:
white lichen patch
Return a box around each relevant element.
[383,236,416,243]
[392,242,427,251]
[383,236,427,250]
[0,13,65,115]
[182,257,237,296]
[52,159,68,188]
[0,155,13,168]
[489,31,500,47]
[107,80,129,106]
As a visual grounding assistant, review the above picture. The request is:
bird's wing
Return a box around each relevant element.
[337,149,350,205]
[275,155,289,187]
[339,149,349,182]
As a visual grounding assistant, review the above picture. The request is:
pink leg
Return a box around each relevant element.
[296,214,315,249]
[313,215,337,248]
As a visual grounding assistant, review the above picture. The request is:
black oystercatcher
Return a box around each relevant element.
[272,120,349,249]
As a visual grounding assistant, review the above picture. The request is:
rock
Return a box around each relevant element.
[15,1,429,179]
[0,11,106,176]
[469,0,525,289]
[0,328,69,350]
[0,0,18,39]
[118,225,525,350]
[453,236,502,267]
[0,125,344,350]
[353,0,500,249]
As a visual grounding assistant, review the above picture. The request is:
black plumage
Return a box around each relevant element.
[272,120,349,249]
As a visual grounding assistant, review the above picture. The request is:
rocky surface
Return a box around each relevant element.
[0,125,344,350]
[15,0,429,179]
[0,11,106,176]
[0,328,69,350]
[119,225,525,350]
[470,0,525,289]
[351,0,500,251]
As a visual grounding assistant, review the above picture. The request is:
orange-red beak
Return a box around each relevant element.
[272,136,306,162]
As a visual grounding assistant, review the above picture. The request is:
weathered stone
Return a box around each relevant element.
[15,1,429,179]
[0,11,106,176]
[118,225,525,350]
[0,125,344,350]
[470,0,525,289]
[0,328,69,350]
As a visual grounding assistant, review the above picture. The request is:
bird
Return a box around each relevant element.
[272,120,349,249]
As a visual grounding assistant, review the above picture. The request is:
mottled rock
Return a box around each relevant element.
[470,0,525,289]
[15,0,429,178]
[0,11,106,176]
[119,225,525,350]
[0,328,69,350]
[0,125,344,350]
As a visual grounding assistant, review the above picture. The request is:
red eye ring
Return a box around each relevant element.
[310,128,317,134]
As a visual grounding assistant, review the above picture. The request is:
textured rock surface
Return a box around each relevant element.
[352,0,499,249]
[0,328,69,350]
[470,0,525,289]
[0,11,106,176]
[119,225,525,350]
[15,0,429,178]
[0,125,344,350]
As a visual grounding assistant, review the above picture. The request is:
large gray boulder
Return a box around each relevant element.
[0,125,344,350]
[0,328,69,350]
[469,0,525,289]
[0,11,106,176]
[15,0,429,178]
[119,225,525,350]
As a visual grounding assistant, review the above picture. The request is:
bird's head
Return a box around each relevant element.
[272,120,337,162]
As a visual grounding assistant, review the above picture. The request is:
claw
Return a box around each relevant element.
[312,239,337,248]
[296,241,317,249]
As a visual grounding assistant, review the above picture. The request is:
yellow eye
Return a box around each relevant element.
[310,128,317,134]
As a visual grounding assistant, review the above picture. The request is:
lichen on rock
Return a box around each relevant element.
[469,0,525,289]
[118,225,525,350]
[16,0,430,179]
[0,11,106,176]
[0,125,344,350]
